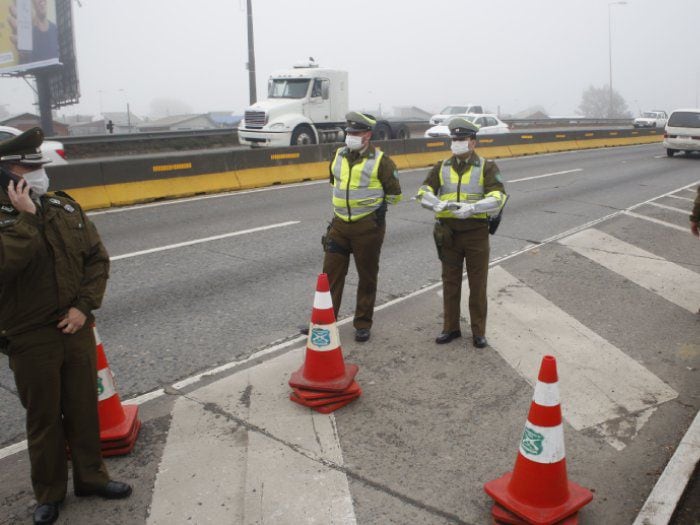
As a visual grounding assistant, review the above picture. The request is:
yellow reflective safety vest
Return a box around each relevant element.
[436,156,489,219]
[331,147,386,222]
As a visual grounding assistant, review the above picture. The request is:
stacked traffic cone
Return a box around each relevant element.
[484,355,593,525]
[94,326,141,456]
[288,273,361,413]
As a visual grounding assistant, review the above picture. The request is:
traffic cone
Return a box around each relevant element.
[491,503,579,524]
[484,355,593,525]
[289,273,358,393]
[94,326,141,456]
[292,380,361,401]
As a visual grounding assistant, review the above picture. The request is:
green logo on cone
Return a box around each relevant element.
[97,377,104,396]
[521,427,544,456]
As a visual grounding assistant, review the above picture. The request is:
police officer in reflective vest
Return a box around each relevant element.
[0,128,132,525]
[416,117,507,348]
[321,111,402,342]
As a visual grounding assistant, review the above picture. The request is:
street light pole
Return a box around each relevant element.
[119,89,131,133]
[608,1,627,118]
[246,0,257,105]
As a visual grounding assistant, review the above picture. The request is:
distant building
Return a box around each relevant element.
[68,112,143,136]
[512,106,549,119]
[207,111,243,128]
[137,114,218,132]
[0,113,69,136]
[391,106,433,121]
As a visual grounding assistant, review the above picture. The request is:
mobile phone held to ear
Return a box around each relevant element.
[0,167,23,193]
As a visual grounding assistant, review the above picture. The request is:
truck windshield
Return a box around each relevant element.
[440,106,469,114]
[268,79,310,99]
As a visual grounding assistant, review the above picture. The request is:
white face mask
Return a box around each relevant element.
[23,167,50,196]
[345,134,364,151]
[450,140,471,156]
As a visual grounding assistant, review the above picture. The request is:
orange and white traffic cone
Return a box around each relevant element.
[94,326,141,456]
[484,355,592,525]
[289,273,359,393]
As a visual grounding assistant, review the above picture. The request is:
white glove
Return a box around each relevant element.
[451,203,475,219]
[432,201,447,212]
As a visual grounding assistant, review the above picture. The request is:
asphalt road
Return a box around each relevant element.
[1,143,698,449]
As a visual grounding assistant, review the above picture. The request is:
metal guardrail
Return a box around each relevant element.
[57,127,239,145]
[503,118,634,129]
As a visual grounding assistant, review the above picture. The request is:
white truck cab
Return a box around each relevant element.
[238,61,349,147]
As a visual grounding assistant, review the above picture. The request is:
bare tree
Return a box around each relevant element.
[577,85,632,118]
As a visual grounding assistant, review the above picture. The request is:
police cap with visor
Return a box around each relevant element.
[448,117,479,139]
[0,127,51,165]
[345,111,377,132]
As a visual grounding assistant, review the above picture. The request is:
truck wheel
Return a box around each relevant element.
[291,125,316,146]
[666,149,675,157]
[394,124,410,140]
[372,122,391,141]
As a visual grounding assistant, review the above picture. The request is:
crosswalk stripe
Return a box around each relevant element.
[623,211,689,233]
[560,228,700,313]
[646,201,691,214]
[486,266,677,449]
[666,194,694,203]
[148,349,356,524]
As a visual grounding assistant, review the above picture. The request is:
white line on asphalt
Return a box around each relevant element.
[509,168,582,183]
[1,180,698,462]
[646,201,692,214]
[560,228,700,313]
[667,194,694,202]
[109,221,299,261]
[486,267,677,446]
[633,410,700,525]
[623,211,689,233]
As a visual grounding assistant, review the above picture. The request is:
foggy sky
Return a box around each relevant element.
[1,0,699,120]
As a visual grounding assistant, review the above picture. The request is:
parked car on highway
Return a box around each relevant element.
[424,114,510,138]
[633,111,668,128]
[663,109,700,157]
[429,104,484,125]
[0,125,68,165]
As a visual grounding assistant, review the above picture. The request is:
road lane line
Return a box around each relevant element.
[646,201,692,214]
[633,410,700,525]
[623,211,689,233]
[148,349,356,524]
[110,221,299,261]
[486,266,677,448]
[667,194,694,203]
[560,228,700,313]
[509,168,582,183]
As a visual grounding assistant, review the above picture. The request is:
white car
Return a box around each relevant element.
[633,111,668,128]
[429,104,484,126]
[0,125,68,165]
[424,114,510,138]
[663,108,700,157]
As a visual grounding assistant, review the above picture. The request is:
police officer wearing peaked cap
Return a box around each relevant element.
[309,111,402,342]
[415,117,507,349]
[0,128,132,524]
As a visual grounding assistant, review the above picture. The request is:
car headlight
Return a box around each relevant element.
[269,122,287,130]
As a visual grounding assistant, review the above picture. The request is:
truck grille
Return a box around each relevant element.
[244,111,267,128]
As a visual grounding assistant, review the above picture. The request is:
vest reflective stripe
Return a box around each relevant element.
[331,147,385,222]
[436,156,488,219]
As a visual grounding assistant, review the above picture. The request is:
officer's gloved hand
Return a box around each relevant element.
[451,203,475,219]
[432,201,448,212]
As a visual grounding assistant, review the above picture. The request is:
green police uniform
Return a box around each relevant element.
[322,112,402,335]
[690,186,700,224]
[420,118,506,340]
[0,129,111,505]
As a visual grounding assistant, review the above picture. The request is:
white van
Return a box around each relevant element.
[664,109,700,157]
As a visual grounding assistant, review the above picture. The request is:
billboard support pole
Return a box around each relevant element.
[36,71,55,135]
[246,0,257,105]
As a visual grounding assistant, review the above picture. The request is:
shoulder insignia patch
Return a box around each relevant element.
[63,204,75,213]
[48,198,62,207]
[1,204,16,214]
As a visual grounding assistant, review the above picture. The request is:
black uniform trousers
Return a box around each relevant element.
[322,215,385,330]
[440,223,490,337]
[8,325,109,504]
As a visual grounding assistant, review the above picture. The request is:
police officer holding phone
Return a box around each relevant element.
[416,117,507,349]
[0,128,131,525]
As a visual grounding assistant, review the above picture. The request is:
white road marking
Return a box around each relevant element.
[667,194,694,202]
[486,266,677,449]
[110,221,299,261]
[633,411,700,525]
[509,168,582,183]
[560,228,700,313]
[646,201,691,214]
[148,349,356,524]
[624,211,689,233]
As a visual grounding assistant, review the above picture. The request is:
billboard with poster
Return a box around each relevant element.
[0,0,60,74]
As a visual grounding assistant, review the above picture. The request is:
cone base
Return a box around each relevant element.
[293,380,361,401]
[100,404,140,442]
[289,363,358,392]
[492,503,579,525]
[290,392,359,413]
[290,388,362,407]
[101,418,141,451]
[484,472,592,525]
